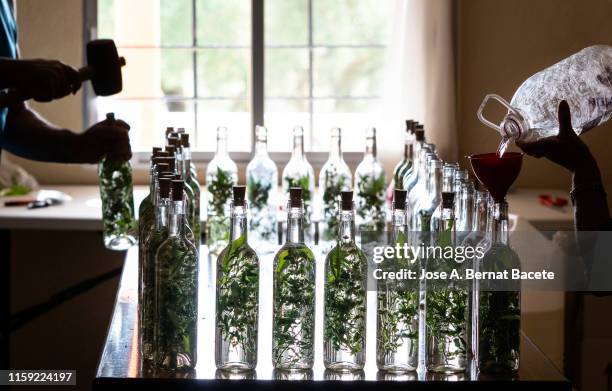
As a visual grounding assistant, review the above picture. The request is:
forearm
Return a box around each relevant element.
[572,157,610,231]
[3,104,80,163]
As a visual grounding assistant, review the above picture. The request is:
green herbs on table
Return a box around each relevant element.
[273,246,316,367]
[324,244,367,355]
[356,172,386,231]
[208,167,235,216]
[216,234,259,355]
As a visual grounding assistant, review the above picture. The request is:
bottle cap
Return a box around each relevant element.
[156,157,175,173]
[156,151,169,158]
[165,145,176,155]
[105,112,115,121]
[177,127,186,134]
[233,185,246,206]
[152,147,162,157]
[289,187,303,208]
[158,171,174,179]
[165,127,174,137]
[159,177,171,198]
[155,162,169,174]
[405,119,414,133]
[167,137,180,147]
[171,180,184,201]
[393,189,407,210]
[341,190,353,211]
[442,191,455,208]
[415,129,425,142]
[173,174,182,180]
[180,133,190,147]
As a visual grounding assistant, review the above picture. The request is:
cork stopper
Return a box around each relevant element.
[156,157,175,173]
[105,112,115,121]
[167,137,180,147]
[165,145,176,156]
[152,147,162,157]
[180,133,190,147]
[155,162,169,174]
[442,191,455,209]
[415,128,425,142]
[171,180,184,201]
[233,185,246,207]
[159,177,171,198]
[157,151,169,158]
[405,119,414,134]
[341,190,353,211]
[158,171,174,179]
[393,189,407,210]
[165,127,174,137]
[289,187,302,208]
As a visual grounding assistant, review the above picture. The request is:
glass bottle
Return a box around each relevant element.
[324,190,367,371]
[180,133,201,247]
[432,163,457,232]
[245,126,278,250]
[272,188,316,370]
[206,126,238,253]
[454,170,475,238]
[475,200,521,374]
[426,191,469,373]
[282,126,315,242]
[155,180,199,371]
[402,124,424,193]
[215,186,260,371]
[98,113,137,250]
[407,148,434,230]
[391,120,415,190]
[140,176,171,365]
[319,128,352,244]
[376,189,418,372]
[354,127,386,233]
[411,154,440,231]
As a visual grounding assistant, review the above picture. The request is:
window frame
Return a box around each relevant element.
[84,0,385,170]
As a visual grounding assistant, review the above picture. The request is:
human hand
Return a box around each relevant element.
[517,100,597,174]
[70,118,132,164]
[11,59,81,102]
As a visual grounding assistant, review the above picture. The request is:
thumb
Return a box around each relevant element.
[558,100,574,139]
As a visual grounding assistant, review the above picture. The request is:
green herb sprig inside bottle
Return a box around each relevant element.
[376,189,418,372]
[215,185,260,372]
[206,126,238,253]
[426,191,469,373]
[154,180,199,372]
[319,128,352,244]
[324,190,367,371]
[179,133,201,247]
[98,112,136,250]
[273,187,316,370]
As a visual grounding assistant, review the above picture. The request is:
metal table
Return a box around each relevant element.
[94,246,570,390]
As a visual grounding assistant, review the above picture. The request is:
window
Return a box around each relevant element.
[92,0,391,157]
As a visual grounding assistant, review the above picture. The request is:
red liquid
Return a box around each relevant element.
[468,152,523,203]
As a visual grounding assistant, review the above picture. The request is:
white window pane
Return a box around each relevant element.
[313,47,386,97]
[265,0,308,46]
[196,100,250,152]
[196,0,251,45]
[96,99,196,152]
[161,0,193,46]
[197,49,249,98]
[265,48,309,98]
[312,0,392,45]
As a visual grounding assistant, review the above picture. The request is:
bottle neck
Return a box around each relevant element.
[293,134,305,159]
[491,201,509,244]
[156,198,169,229]
[151,171,158,203]
[230,204,248,241]
[338,209,355,244]
[168,199,186,238]
[391,208,407,243]
[365,136,377,158]
[255,138,269,157]
[217,134,229,157]
[182,147,192,180]
[286,207,304,244]
[330,135,341,161]
[428,167,441,203]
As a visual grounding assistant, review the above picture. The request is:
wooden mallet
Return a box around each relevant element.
[0,39,126,107]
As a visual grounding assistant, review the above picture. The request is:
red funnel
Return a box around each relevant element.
[468,152,523,203]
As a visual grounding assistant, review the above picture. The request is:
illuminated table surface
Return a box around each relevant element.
[94,245,570,390]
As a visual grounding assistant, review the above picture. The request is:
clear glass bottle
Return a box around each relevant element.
[391,120,414,190]
[154,180,199,371]
[407,148,434,230]
[376,189,418,372]
[215,186,260,371]
[319,128,352,244]
[282,126,315,242]
[98,113,137,250]
[324,190,367,371]
[206,126,239,253]
[454,170,475,237]
[402,124,424,193]
[354,127,386,232]
[246,126,278,250]
[140,176,171,365]
[475,200,520,374]
[426,191,469,373]
[432,163,457,232]
[412,155,441,232]
[180,133,201,247]
[272,188,316,370]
